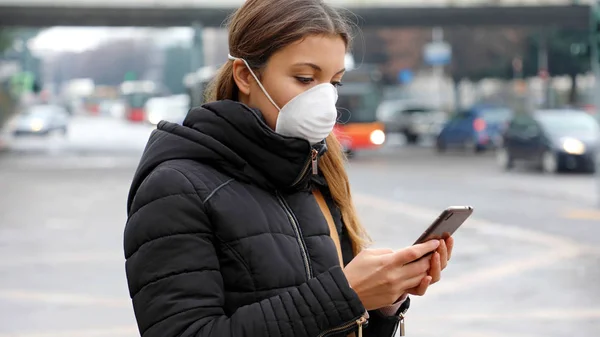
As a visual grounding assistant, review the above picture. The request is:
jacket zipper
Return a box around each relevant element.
[317,311,369,337]
[291,148,319,186]
[310,148,319,174]
[276,192,313,280]
[392,305,409,336]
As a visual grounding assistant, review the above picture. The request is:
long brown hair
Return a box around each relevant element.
[205,0,370,254]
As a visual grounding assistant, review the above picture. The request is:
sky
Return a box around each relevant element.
[29,27,194,54]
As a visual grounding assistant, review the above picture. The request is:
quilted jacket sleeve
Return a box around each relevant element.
[124,167,367,337]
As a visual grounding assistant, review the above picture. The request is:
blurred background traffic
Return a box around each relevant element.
[0,0,599,336]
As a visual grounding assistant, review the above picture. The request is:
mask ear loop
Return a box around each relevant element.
[228,54,281,111]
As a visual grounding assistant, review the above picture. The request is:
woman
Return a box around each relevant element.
[123,0,453,336]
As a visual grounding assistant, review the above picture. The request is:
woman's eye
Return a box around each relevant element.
[332,81,344,88]
[295,77,314,84]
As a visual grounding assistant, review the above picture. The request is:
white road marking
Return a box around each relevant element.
[563,208,600,220]
[0,290,130,308]
[354,192,596,300]
[446,331,543,337]
[0,326,138,337]
[353,193,596,253]
[0,193,596,313]
[0,252,122,268]
[410,308,600,322]
[419,249,582,300]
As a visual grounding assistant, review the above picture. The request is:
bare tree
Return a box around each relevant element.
[53,38,154,86]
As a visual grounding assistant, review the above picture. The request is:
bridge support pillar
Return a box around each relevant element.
[190,21,205,105]
[191,21,205,72]
[536,30,550,109]
[590,1,600,208]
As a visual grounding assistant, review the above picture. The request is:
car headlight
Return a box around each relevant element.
[370,129,386,145]
[562,137,585,155]
[148,113,162,125]
[30,119,44,132]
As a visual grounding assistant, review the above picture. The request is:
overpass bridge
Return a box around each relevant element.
[0,0,594,29]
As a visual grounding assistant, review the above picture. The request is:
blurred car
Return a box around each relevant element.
[99,99,126,119]
[376,99,447,144]
[436,104,513,153]
[496,109,599,173]
[9,104,70,137]
[145,95,190,126]
[334,80,386,157]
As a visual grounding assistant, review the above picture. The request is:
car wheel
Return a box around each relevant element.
[405,132,419,145]
[496,148,514,170]
[435,138,446,153]
[540,150,559,174]
[465,139,480,153]
[47,129,61,138]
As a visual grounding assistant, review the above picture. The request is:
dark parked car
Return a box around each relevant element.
[496,109,600,173]
[436,104,513,153]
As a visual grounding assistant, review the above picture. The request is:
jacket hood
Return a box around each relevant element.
[127,100,325,211]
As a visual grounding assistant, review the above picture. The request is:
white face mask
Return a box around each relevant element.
[228,54,339,144]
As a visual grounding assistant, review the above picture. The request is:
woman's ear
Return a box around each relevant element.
[232,60,253,95]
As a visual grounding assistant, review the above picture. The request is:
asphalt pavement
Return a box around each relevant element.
[0,116,598,337]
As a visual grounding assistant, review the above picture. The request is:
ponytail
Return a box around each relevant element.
[321,134,371,255]
[205,61,237,103]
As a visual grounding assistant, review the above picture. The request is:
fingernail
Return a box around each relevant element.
[433,240,440,247]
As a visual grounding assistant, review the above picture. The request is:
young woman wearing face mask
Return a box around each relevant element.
[123,0,453,336]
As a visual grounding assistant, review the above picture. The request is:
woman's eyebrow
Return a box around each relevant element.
[292,62,345,74]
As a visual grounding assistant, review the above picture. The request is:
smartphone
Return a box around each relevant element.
[413,206,474,245]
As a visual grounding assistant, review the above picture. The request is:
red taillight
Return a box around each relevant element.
[127,108,145,122]
[473,118,486,132]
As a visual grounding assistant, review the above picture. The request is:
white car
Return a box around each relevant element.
[376,100,447,144]
[10,104,70,136]
[145,95,190,126]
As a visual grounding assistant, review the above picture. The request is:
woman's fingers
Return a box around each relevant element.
[407,276,432,296]
[446,236,454,261]
[402,272,428,291]
[438,240,448,270]
[392,240,440,266]
[429,252,442,284]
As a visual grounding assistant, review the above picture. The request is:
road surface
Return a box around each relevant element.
[0,116,598,337]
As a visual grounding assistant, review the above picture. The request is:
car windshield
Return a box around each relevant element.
[376,101,399,120]
[336,84,380,123]
[22,106,57,118]
[537,112,600,135]
[479,108,513,124]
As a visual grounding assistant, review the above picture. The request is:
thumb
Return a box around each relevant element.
[394,240,440,265]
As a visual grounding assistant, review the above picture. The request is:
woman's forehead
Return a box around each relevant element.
[270,35,346,69]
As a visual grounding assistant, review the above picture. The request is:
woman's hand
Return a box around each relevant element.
[405,236,454,296]
[343,240,439,311]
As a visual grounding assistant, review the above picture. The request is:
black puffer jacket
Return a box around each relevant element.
[124,100,409,337]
